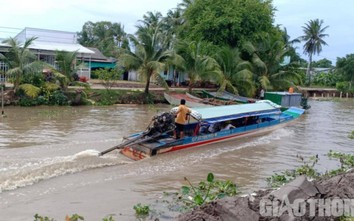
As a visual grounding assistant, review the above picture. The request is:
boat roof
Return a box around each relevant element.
[192,101,281,123]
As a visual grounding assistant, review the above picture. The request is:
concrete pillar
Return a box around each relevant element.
[314,93,316,97]
[340,92,343,98]
[322,93,324,97]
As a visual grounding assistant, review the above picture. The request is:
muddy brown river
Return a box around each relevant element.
[0,100,353,220]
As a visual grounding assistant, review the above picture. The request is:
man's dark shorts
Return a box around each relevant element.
[175,123,185,133]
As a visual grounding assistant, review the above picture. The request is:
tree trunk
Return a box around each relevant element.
[144,73,151,94]
[306,54,313,86]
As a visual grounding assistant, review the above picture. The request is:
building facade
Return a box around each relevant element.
[0,27,104,80]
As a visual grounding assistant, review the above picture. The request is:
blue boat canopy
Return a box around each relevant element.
[191,101,281,123]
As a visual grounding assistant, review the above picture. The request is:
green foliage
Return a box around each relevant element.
[55,51,78,82]
[32,214,116,221]
[96,90,118,105]
[66,214,84,221]
[181,0,276,48]
[119,25,173,94]
[34,214,55,221]
[176,173,237,209]
[267,152,354,188]
[336,81,351,92]
[212,46,254,96]
[21,71,45,87]
[133,203,150,216]
[349,131,354,139]
[77,21,127,57]
[266,155,320,188]
[312,58,333,68]
[1,37,44,91]
[336,54,354,86]
[19,84,41,98]
[300,19,329,84]
[47,90,68,105]
[313,72,341,87]
[94,68,123,89]
[339,216,354,221]
[102,216,115,221]
[327,150,354,176]
[175,40,219,93]
[53,71,70,89]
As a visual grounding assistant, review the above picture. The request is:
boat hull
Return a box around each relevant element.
[119,116,299,161]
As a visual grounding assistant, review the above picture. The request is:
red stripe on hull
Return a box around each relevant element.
[167,131,251,153]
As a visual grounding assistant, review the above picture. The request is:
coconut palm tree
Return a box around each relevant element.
[240,37,302,93]
[0,37,42,92]
[175,40,218,93]
[213,46,255,96]
[118,25,173,94]
[300,19,329,85]
[55,50,78,82]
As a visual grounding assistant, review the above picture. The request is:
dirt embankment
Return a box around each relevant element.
[176,170,354,221]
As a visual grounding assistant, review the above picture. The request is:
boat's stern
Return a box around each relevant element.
[283,107,305,118]
[120,146,151,161]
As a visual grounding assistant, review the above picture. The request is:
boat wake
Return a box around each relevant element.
[0,149,130,193]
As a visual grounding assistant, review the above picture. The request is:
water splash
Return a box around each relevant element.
[0,149,128,193]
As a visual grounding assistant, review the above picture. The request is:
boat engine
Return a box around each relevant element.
[146,112,175,136]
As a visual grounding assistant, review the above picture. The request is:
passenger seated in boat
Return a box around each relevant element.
[208,122,221,133]
[198,123,208,134]
[220,121,235,131]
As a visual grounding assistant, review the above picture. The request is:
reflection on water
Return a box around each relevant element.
[0,100,353,220]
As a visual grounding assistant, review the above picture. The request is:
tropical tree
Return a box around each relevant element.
[240,38,302,92]
[312,58,333,68]
[175,40,219,93]
[55,50,78,83]
[213,46,254,96]
[0,37,43,92]
[336,54,354,90]
[118,25,173,94]
[180,0,276,48]
[139,11,163,29]
[300,19,329,85]
[77,21,127,57]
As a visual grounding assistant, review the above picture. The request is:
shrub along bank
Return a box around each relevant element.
[1,87,167,106]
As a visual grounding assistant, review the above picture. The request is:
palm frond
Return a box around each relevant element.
[44,82,60,92]
[19,84,41,98]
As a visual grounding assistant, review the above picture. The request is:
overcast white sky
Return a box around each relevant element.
[0,0,353,64]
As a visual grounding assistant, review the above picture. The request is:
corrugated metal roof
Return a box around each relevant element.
[192,102,280,120]
[29,41,94,54]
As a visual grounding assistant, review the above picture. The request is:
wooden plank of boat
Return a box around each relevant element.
[118,101,305,161]
[164,92,211,107]
[202,90,256,103]
[186,92,237,106]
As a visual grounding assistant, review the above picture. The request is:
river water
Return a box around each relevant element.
[0,100,353,221]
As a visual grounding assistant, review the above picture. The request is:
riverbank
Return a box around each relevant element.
[176,170,354,220]
[1,80,215,106]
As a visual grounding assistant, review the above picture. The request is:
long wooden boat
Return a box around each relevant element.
[100,101,305,160]
[202,90,257,103]
[164,92,236,107]
[186,92,237,106]
[164,92,211,107]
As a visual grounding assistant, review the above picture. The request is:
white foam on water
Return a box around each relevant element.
[0,149,128,193]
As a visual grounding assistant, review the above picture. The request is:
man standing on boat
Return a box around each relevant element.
[174,99,191,139]
[260,88,265,100]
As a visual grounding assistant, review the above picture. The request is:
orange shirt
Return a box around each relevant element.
[175,105,191,125]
